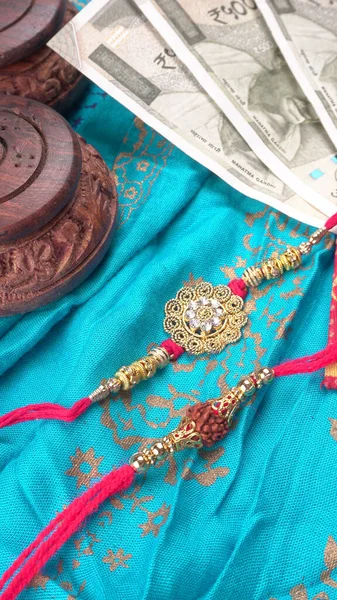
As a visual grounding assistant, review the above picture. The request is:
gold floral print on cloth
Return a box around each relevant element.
[66,447,104,489]
[268,535,337,598]
[113,118,174,228]
[164,281,247,355]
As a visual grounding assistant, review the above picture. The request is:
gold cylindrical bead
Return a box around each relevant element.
[149,346,170,367]
[242,266,264,288]
[94,346,173,396]
[242,225,327,289]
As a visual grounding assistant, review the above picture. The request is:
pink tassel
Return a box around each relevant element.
[273,342,337,377]
[0,398,92,429]
[325,212,337,231]
[0,464,135,600]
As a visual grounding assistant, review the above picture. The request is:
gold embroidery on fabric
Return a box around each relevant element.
[66,447,104,488]
[138,503,170,537]
[112,117,174,228]
[28,573,50,590]
[321,536,337,588]
[181,447,229,486]
[290,585,309,600]
[280,275,305,299]
[329,419,337,442]
[102,549,132,571]
[270,584,330,599]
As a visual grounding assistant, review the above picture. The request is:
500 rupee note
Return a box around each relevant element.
[134,0,337,219]
[49,0,329,225]
[256,0,337,149]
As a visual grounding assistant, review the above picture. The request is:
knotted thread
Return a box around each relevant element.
[0,464,135,600]
[228,278,248,299]
[160,338,184,360]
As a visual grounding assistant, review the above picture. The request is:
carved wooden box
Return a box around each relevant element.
[0,95,118,316]
[0,0,86,112]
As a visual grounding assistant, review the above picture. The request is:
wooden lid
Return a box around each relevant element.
[0,94,82,243]
[0,0,66,67]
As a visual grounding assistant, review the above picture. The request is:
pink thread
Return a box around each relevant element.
[228,278,248,299]
[325,212,337,231]
[0,398,92,429]
[273,342,337,377]
[0,464,135,600]
[160,339,185,360]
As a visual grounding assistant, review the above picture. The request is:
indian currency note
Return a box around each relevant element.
[49,0,330,225]
[256,0,337,149]
[133,0,337,219]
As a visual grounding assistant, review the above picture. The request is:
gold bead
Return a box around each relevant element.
[106,377,121,393]
[140,356,157,378]
[257,367,274,385]
[124,366,139,387]
[280,247,302,271]
[261,257,284,280]
[309,226,327,245]
[298,241,312,255]
[148,346,171,368]
[115,370,131,391]
[238,376,256,396]
[129,452,149,473]
[242,266,264,287]
[151,442,169,462]
[130,361,146,382]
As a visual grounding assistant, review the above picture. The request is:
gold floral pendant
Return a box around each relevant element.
[164,282,247,355]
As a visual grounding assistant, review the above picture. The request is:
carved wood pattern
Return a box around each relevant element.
[0,95,117,316]
[0,136,117,315]
[0,4,85,113]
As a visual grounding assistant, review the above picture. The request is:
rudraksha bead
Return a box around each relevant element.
[186,401,229,448]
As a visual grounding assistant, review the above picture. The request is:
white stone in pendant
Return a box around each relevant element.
[201,320,212,332]
[185,309,196,319]
[190,318,200,329]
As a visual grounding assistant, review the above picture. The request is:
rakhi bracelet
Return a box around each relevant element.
[0,215,335,431]
[1,341,337,600]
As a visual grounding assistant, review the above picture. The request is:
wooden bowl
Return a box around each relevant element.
[0,0,86,113]
[0,94,118,316]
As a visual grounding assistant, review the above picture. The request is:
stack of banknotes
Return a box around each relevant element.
[49,0,337,227]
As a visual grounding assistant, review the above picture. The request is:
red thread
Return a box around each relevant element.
[228,278,248,299]
[0,464,135,600]
[325,212,337,231]
[0,398,91,429]
[273,342,337,377]
[160,339,185,360]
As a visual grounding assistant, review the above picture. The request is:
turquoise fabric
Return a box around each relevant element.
[1,7,337,600]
